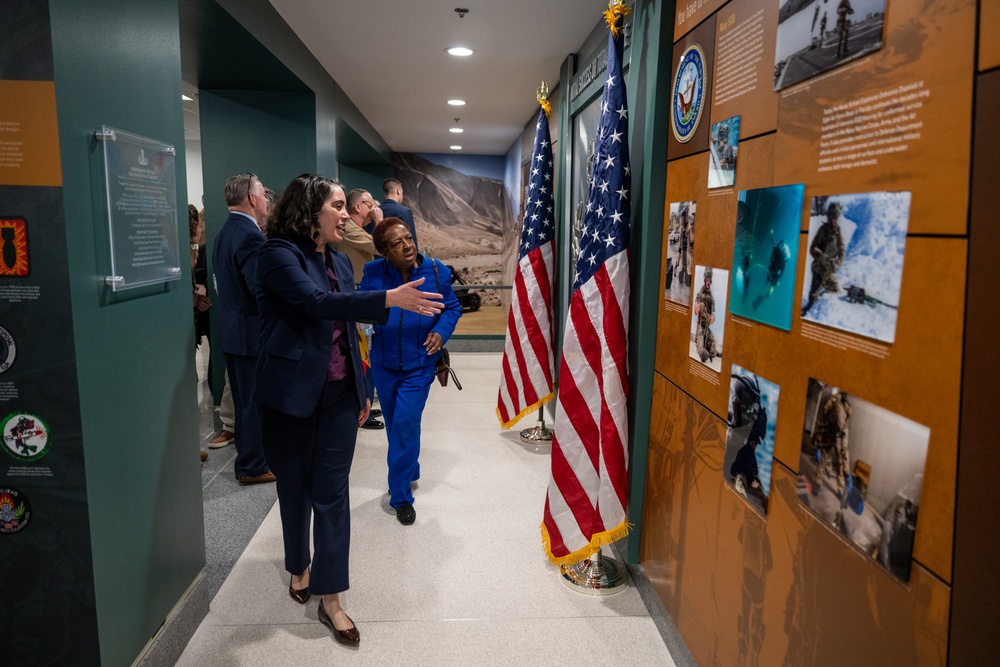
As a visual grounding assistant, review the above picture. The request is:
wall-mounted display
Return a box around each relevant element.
[708,115,740,188]
[774,0,887,91]
[800,191,910,342]
[724,366,779,516]
[730,184,804,330]
[797,378,929,583]
[689,265,728,372]
[665,201,696,305]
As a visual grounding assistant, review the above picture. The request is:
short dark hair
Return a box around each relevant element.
[346,188,368,211]
[267,174,341,242]
[383,178,402,196]
[372,216,409,255]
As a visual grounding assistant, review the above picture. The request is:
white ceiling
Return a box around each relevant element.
[265,0,610,155]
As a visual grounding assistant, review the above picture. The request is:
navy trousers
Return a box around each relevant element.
[372,363,435,508]
[224,353,268,478]
[260,378,359,595]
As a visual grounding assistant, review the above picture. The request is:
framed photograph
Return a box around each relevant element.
[730,184,804,330]
[800,191,911,343]
[797,378,929,584]
[708,116,740,188]
[689,265,728,372]
[774,0,888,91]
[724,366,779,516]
[665,201,697,306]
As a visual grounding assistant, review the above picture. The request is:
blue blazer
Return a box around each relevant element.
[377,199,418,250]
[255,237,388,419]
[360,256,461,373]
[212,211,264,356]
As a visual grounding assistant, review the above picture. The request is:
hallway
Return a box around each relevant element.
[179,352,679,665]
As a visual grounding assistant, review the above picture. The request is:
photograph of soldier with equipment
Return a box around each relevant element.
[723,366,779,517]
[689,265,728,372]
[708,116,740,188]
[664,200,696,305]
[797,378,930,583]
[729,184,804,330]
[773,0,887,91]
[800,191,910,343]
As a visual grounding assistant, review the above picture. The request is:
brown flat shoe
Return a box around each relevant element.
[289,576,311,604]
[318,602,360,647]
[236,471,276,486]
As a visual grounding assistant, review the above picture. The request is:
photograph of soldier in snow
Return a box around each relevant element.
[800,191,911,343]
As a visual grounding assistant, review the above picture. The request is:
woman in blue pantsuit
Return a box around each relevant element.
[360,218,462,525]
[255,177,442,646]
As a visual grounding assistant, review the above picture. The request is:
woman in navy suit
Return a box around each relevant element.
[255,175,442,646]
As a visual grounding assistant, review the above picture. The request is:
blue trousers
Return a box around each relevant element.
[224,353,268,478]
[372,363,435,508]
[260,378,358,595]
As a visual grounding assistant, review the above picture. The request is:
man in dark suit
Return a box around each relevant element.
[378,178,418,252]
[211,173,274,485]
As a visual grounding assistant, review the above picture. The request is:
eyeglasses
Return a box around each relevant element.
[244,173,257,202]
[361,200,376,209]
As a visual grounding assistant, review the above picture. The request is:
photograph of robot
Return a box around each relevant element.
[708,116,740,189]
[774,0,887,90]
[730,184,804,330]
[800,191,911,343]
[664,200,696,306]
[689,265,728,373]
[797,378,929,583]
[723,366,779,517]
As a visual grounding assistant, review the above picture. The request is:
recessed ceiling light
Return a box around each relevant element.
[182,94,193,101]
[446,47,474,57]
[449,128,464,133]
[447,99,466,106]
[450,145,463,150]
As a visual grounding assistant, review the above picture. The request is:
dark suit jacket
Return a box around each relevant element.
[377,199,418,249]
[212,211,264,356]
[254,237,388,419]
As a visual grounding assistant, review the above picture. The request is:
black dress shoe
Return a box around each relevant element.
[370,409,382,417]
[360,417,384,430]
[318,602,360,646]
[289,576,311,605]
[395,503,416,525]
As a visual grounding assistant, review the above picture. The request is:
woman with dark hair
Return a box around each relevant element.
[254,175,442,646]
[360,217,462,526]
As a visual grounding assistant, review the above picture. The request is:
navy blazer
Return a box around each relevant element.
[254,237,388,419]
[212,211,264,356]
[377,199,418,250]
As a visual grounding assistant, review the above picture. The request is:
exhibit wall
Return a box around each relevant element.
[639,0,983,663]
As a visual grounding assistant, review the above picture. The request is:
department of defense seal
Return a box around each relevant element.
[0,326,15,374]
[671,44,706,144]
[1,412,50,461]
[0,486,31,533]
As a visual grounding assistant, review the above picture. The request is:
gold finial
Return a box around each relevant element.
[537,80,552,118]
[604,0,631,38]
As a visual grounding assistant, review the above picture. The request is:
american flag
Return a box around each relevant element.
[497,106,556,428]
[542,8,631,565]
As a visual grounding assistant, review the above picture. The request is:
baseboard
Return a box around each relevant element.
[131,572,210,667]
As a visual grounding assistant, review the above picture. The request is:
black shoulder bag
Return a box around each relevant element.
[430,259,462,390]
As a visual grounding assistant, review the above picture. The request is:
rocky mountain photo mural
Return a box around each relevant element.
[393,153,517,307]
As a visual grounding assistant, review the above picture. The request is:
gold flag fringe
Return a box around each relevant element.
[541,519,632,567]
[539,98,552,118]
[496,390,554,430]
[603,1,631,38]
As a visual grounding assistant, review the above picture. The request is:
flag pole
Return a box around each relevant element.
[519,405,552,443]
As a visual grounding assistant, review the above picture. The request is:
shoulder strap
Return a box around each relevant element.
[430,258,441,293]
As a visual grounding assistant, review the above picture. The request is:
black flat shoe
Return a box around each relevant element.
[318,602,360,646]
[289,576,311,605]
[395,503,415,525]
[370,409,382,417]
[360,417,384,430]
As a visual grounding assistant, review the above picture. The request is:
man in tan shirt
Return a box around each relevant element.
[337,188,380,285]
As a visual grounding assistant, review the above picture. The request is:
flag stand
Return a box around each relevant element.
[560,550,628,596]
[519,406,552,443]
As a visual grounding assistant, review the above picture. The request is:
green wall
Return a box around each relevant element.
[199,88,317,398]
[48,0,206,664]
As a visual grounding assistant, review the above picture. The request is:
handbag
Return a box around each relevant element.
[430,259,462,390]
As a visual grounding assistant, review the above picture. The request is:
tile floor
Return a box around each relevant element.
[182,351,681,666]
